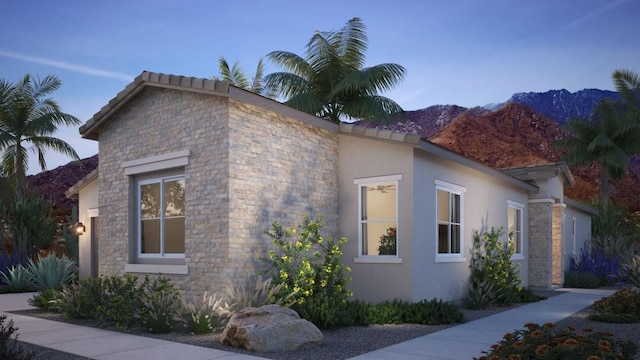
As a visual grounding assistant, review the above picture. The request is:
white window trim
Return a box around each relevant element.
[434,179,466,262]
[125,264,188,275]
[571,217,577,255]
[137,175,185,259]
[507,200,525,261]
[354,174,403,263]
[123,150,190,175]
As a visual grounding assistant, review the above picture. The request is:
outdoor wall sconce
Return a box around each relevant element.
[72,222,86,236]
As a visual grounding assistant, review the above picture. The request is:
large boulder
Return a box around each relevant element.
[221,304,323,352]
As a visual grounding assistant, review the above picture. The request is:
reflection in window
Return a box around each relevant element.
[139,177,185,256]
[359,182,397,256]
[436,187,462,255]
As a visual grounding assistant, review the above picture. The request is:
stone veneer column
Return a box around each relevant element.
[528,200,553,289]
[552,203,566,286]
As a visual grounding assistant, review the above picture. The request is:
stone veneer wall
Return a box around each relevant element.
[98,87,230,294]
[97,87,339,296]
[225,99,339,284]
[528,201,553,289]
[552,204,565,286]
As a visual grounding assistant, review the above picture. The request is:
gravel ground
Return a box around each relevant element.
[12,294,640,360]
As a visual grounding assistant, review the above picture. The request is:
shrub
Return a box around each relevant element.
[28,287,61,310]
[468,227,522,308]
[0,315,34,360]
[138,276,183,334]
[0,264,34,292]
[588,287,640,323]
[224,275,296,311]
[478,322,638,360]
[0,250,25,283]
[55,278,104,320]
[182,292,232,334]
[564,269,601,288]
[345,298,464,327]
[28,253,77,290]
[569,246,622,285]
[622,255,640,287]
[262,215,352,328]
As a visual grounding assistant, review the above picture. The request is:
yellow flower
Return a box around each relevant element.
[586,356,602,360]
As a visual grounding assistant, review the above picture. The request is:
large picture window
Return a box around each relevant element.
[508,201,524,258]
[138,175,185,257]
[435,180,465,259]
[356,175,401,257]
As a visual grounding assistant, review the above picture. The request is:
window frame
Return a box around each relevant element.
[137,174,186,259]
[571,217,577,255]
[434,179,466,263]
[507,200,525,260]
[353,174,402,264]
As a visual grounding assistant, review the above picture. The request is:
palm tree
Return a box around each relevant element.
[0,74,80,185]
[556,69,640,206]
[213,56,273,97]
[263,17,406,124]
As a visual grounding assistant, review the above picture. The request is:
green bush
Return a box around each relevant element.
[262,215,352,328]
[564,270,601,288]
[223,275,297,311]
[0,315,34,360]
[28,253,77,290]
[623,255,640,287]
[342,298,464,327]
[588,287,640,323]
[28,287,61,310]
[468,227,522,308]
[0,264,34,292]
[138,277,182,334]
[478,322,638,359]
[182,292,232,334]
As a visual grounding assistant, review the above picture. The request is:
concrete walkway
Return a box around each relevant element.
[0,288,614,360]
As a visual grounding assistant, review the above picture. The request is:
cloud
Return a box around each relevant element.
[565,0,630,28]
[0,49,133,82]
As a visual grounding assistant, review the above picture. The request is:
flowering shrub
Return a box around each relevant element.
[589,288,640,323]
[262,216,352,328]
[570,247,623,286]
[477,322,638,360]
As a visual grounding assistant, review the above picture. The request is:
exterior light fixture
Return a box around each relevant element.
[73,222,86,236]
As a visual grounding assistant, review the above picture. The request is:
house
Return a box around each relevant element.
[67,71,595,303]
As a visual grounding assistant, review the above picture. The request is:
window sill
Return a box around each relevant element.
[434,256,466,263]
[124,264,188,275]
[353,256,402,264]
[510,255,525,261]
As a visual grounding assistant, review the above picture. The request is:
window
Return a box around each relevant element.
[355,175,401,259]
[138,175,185,257]
[508,201,524,258]
[435,180,465,260]
[571,217,577,255]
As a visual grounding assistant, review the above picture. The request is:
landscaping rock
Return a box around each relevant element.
[220,304,323,352]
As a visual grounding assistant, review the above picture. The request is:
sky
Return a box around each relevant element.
[1,0,639,175]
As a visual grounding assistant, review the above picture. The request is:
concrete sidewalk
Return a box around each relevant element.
[1,288,613,360]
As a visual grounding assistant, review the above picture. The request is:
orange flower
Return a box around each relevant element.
[543,323,556,329]
[583,328,594,333]
[523,322,537,329]
[530,330,543,338]
[508,354,522,360]
[503,333,514,340]
[563,338,579,347]
[535,345,550,356]
[512,340,526,348]
[587,356,602,360]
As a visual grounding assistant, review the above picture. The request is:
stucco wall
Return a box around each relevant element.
[564,204,593,268]
[97,87,339,296]
[338,134,530,303]
[338,135,415,303]
[77,179,98,279]
[412,151,530,303]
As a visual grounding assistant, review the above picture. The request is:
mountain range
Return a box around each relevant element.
[28,88,640,216]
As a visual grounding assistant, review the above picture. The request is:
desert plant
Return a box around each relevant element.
[138,276,182,334]
[622,255,640,287]
[478,322,638,359]
[570,246,623,285]
[28,287,61,310]
[224,275,296,311]
[0,315,34,360]
[468,226,522,308]
[589,287,640,323]
[98,274,143,330]
[28,253,77,290]
[564,269,601,288]
[465,278,497,310]
[0,264,34,292]
[262,216,353,328]
[182,292,232,334]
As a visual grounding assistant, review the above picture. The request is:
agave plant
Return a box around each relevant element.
[28,253,77,290]
[0,264,34,292]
